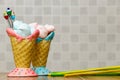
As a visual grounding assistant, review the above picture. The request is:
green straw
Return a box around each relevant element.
[94,72,120,76]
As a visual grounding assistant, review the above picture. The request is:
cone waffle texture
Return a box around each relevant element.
[10,36,35,68]
[32,40,51,67]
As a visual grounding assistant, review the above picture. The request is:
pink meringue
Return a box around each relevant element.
[29,23,55,38]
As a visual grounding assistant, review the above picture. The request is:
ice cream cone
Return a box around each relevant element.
[6,28,39,77]
[32,40,51,67]
[32,32,55,75]
[10,36,35,68]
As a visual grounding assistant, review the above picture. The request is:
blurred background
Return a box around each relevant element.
[0,0,120,72]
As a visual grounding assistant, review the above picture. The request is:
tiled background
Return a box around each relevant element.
[0,0,120,72]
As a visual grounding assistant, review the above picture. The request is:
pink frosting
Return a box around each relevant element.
[6,28,39,42]
[44,24,55,33]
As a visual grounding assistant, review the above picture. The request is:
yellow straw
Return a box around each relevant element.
[64,69,120,77]
[52,65,120,75]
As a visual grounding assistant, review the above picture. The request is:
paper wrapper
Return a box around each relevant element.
[32,32,55,67]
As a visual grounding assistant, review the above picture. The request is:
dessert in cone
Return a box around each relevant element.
[32,32,55,75]
[6,28,39,77]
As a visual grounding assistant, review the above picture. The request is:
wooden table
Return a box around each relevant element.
[1,73,120,80]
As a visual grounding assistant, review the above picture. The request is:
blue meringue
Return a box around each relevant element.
[13,20,31,37]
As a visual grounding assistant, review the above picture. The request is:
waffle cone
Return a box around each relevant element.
[10,36,35,68]
[32,40,51,67]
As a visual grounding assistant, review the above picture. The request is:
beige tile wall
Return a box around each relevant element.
[0,0,120,72]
